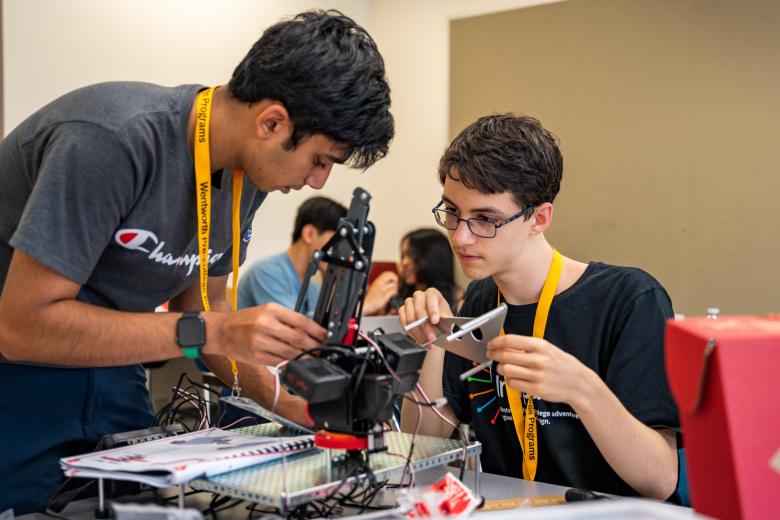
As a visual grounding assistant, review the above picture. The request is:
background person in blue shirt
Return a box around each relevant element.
[233,196,399,425]
[238,196,399,316]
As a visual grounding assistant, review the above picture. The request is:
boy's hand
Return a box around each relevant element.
[487,335,597,406]
[398,288,453,345]
[205,303,325,366]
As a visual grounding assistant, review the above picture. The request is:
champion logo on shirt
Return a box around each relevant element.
[114,228,225,276]
[243,229,252,243]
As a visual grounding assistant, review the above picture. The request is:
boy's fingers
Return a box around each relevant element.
[426,291,442,323]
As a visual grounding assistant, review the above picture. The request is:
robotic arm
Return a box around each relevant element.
[281,188,426,448]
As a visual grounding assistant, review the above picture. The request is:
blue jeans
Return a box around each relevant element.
[0,363,154,514]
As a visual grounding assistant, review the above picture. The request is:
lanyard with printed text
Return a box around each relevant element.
[194,86,244,395]
[498,248,563,481]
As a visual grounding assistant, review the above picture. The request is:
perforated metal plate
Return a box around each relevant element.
[190,424,481,512]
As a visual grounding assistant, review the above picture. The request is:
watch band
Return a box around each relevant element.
[181,346,202,360]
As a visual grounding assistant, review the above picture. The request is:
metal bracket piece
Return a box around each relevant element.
[432,304,508,364]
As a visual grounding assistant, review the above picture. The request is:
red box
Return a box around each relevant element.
[665,316,780,520]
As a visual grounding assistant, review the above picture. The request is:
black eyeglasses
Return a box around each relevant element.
[431,200,535,238]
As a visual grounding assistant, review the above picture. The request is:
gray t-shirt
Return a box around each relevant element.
[0,81,267,312]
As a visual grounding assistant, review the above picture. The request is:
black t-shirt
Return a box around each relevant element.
[442,262,679,497]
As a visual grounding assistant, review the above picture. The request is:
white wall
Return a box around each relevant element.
[2,0,372,272]
[365,0,562,263]
[2,0,559,275]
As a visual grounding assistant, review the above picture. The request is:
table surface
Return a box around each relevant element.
[18,465,576,519]
[18,427,697,519]
[19,467,702,519]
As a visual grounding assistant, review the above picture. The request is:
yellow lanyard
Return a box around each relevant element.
[193,87,243,394]
[499,248,563,481]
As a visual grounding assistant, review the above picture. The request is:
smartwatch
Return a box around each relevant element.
[176,312,206,359]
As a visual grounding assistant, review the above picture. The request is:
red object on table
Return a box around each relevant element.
[665,315,780,520]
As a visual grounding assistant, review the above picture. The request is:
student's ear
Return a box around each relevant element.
[300,223,318,245]
[254,102,291,140]
[529,202,554,236]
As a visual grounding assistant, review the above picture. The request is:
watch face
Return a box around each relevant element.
[178,315,205,347]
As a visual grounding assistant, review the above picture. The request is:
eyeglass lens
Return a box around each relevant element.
[434,209,495,238]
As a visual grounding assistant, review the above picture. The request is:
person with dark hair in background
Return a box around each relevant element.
[238,196,399,316]
[232,196,399,425]
[394,228,461,312]
[399,114,681,502]
[238,196,347,314]
[0,10,393,514]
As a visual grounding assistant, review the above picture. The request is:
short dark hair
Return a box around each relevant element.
[438,114,563,213]
[292,196,347,243]
[228,10,394,169]
[399,228,457,310]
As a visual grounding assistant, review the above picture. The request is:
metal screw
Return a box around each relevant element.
[355,261,364,271]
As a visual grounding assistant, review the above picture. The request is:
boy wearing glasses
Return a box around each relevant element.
[399,114,680,501]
